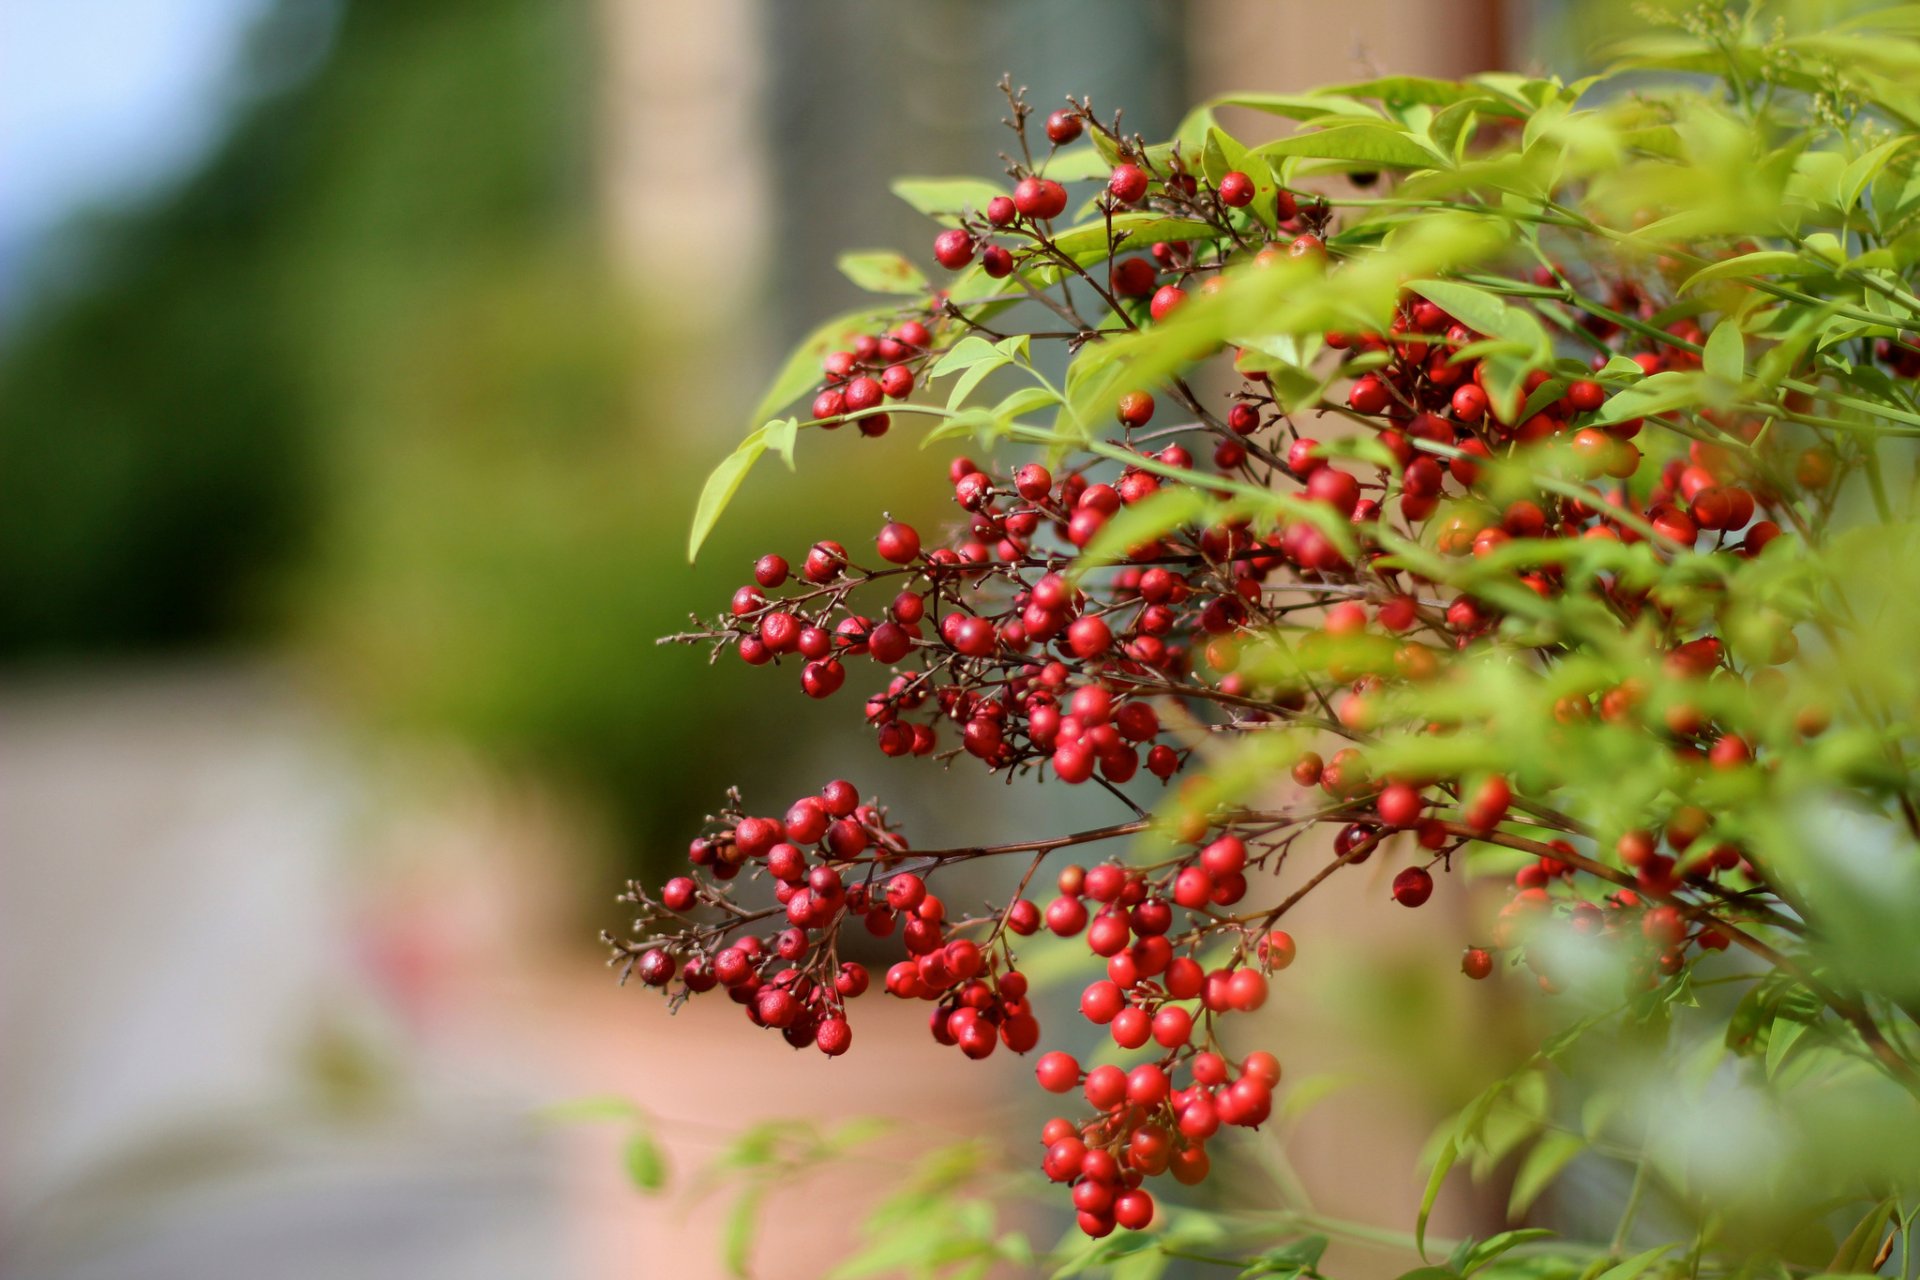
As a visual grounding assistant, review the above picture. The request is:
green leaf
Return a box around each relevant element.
[1507,1131,1583,1218]
[1333,74,1496,107]
[1592,371,1703,425]
[1703,320,1744,385]
[1766,1015,1812,1078]
[622,1130,668,1192]
[945,353,1013,410]
[993,385,1061,422]
[1255,123,1445,170]
[747,305,893,433]
[688,429,771,562]
[1677,250,1804,293]
[1407,279,1549,355]
[535,1094,644,1124]
[1210,91,1381,122]
[1593,1244,1674,1280]
[1828,1196,1898,1273]
[1070,487,1218,578]
[1461,1228,1556,1275]
[928,335,1004,377]
[1839,136,1915,212]
[763,416,799,471]
[836,250,927,295]
[1417,1135,1460,1257]
[724,1186,764,1278]
[891,176,1005,225]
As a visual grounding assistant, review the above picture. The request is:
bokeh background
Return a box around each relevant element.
[1,3,1583,1277]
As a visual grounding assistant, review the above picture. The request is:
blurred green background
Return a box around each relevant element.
[0,0,1190,868]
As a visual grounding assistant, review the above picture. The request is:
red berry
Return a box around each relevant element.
[1377,782,1424,828]
[1045,109,1083,144]
[1392,866,1434,907]
[1149,285,1186,322]
[815,1018,852,1056]
[1152,1005,1193,1048]
[1109,163,1149,203]
[1218,170,1254,207]
[1116,389,1155,427]
[1461,947,1494,980]
[933,228,976,270]
[637,948,676,986]
[876,521,921,564]
[1067,615,1112,658]
[1036,1050,1080,1092]
[1015,463,1053,501]
[1083,1063,1127,1110]
[1013,176,1069,220]
[1113,1188,1155,1231]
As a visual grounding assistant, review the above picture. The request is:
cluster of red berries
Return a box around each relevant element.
[620,87,1837,1235]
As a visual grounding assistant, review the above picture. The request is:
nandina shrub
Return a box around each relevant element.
[610,5,1920,1273]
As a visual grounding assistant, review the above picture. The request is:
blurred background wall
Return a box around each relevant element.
[1,3,1544,1277]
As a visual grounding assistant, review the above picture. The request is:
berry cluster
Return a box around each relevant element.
[614,83,1853,1234]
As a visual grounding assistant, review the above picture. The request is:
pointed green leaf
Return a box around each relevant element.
[748,306,894,432]
[891,177,1005,225]
[724,1186,765,1278]
[689,430,770,562]
[763,417,800,471]
[1677,250,1804,293]
[623,1130,668,1193]
[1255,124,1445,170]
[1507,1131,1583,1218]
[1828,1195,1898,1273]
[1416,1135,1460,1257]
[837,250,927,295]
[1703,320,1745,384]
[1070,487,1218,578]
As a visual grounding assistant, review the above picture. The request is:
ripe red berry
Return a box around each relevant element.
[1377,782,1424,828]
[1108,163,1149,203]
[1014,463,1053,501]
[879,363,914,399]
[1218,170,1255,207]
[933,228,976,270]
[1045,109,1083,144]
[1451,383,1488,423]
[1067,615,1112,658]
[1149,285,1186,322]
[815,1017,852,1056]
[1461,947,1494,980]
[1046,894,1089,935]
[1110,256,1157,296]
[1113,1188,1155,1231]
[1035,1050,1080,1092]
[637,948,675,986]
[753,554,789,588]
[985,195,1017,226]
[876,521,921,564]
[1226,968,1269,1011]
[1152,1005,1193,1048]
[1013,176,1069,220]
[1116,389,1155,427]
[1083,1063,1127,1110]
[661,876,697,911]
[1392,866,1434,907]
[1348,374,1390,415]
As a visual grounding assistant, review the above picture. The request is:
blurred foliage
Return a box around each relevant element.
[0,0,793,868]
